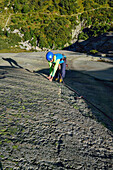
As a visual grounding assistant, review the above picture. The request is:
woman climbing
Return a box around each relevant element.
[46,51,66,83]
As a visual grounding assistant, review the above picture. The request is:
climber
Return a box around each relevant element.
[46,51,66,83]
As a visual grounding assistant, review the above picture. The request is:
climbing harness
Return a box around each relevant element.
[60,55,66,62]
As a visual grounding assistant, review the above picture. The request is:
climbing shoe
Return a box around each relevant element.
[59,78,63,83]
[55,78,59,81]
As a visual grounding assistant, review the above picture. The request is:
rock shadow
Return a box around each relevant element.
[0,66,10,79]
[64,32,113,57]
[36,68,113,132]
[0,65,23,79]
[0,160,3,170]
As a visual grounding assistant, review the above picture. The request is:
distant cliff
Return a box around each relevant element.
[65,32,113,57]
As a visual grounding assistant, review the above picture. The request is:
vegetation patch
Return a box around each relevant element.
[0,0,113,51]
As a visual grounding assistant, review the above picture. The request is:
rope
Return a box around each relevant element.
[63,80,113,122]
[3,58,113,122]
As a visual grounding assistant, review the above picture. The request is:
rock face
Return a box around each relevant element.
[0,53,113,169]
[67,32,113,57]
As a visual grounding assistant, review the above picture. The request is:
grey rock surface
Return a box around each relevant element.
[72,55,113,81]
[0,51,113,169]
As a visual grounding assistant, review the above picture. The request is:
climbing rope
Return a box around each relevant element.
[62,80,113,122]
[27,65,113,123]
[2,57,113,122]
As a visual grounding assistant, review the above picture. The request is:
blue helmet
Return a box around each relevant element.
[46,51,54,61]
